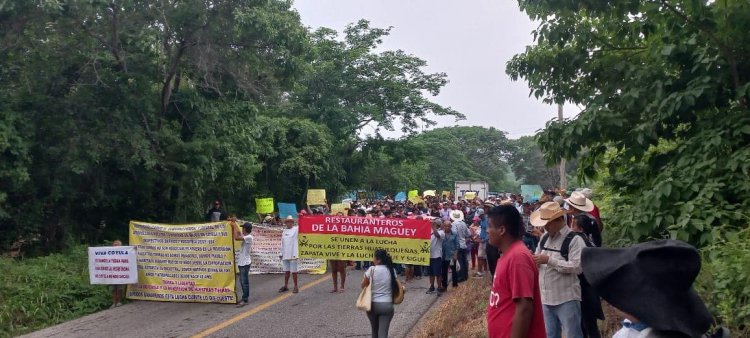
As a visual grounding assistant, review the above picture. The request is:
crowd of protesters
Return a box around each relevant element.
[215,187,715,338]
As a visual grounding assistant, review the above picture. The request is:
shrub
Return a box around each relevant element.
[0,245,110,337]
[696,227,750,333]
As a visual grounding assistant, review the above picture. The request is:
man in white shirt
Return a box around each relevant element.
[279,216,300,294]
[426,218,445,295]
[451,219,470,282]
[232,220,253,307]
[531,202,586,338]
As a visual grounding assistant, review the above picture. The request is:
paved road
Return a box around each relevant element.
[21,269,439,338]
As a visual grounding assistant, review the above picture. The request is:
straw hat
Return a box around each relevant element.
[530,202,566,227]
[449,210,463,222]
[565,191,595,212]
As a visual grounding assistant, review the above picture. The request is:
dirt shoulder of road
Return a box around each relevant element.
[408,275,491,338]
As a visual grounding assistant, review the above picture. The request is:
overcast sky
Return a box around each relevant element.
[293,0,576,139]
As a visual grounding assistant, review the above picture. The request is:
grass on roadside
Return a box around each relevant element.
[413,276,491,338]
[410,273,630,338]
[0,245,110,338]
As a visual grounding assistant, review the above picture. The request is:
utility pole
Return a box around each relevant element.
[558,103,567,191]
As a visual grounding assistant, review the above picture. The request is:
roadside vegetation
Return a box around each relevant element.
[413,277,491,338]
[0,246,110,338]
[509,0,750,332]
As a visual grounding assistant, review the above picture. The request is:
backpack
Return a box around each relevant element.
[539,231,592,261]
[540,231,604,320]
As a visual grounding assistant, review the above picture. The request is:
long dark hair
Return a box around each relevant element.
[374,249,398,293]
[575,214,602,247]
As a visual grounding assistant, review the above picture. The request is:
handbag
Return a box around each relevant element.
[356,268,373,311]
[393,278,406,305]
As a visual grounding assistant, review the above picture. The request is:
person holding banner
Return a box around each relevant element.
[109,239,125,308]
[330,258,347,293]
[232,219,254,307]
[426,218,445,295]
[279,216,300,294]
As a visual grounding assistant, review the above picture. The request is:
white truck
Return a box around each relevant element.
[454,181,489,201]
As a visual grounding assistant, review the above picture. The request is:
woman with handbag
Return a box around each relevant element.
[359,249,401,338]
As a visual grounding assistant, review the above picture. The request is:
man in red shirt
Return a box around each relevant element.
[487,204,546,338]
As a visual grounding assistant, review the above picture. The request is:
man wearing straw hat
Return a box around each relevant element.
[531,202,586,338]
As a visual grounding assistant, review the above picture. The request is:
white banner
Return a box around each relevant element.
[234,224,326,274]
[88,246,138,284]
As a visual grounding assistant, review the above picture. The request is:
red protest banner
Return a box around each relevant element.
[297,215,432,264]
[298,215,431,239]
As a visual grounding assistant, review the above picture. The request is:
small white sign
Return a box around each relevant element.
[88,246,138,284]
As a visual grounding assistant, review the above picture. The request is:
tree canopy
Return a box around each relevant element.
[3,1,549,253]
[507,0,750,246]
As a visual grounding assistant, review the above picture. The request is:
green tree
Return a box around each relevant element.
[0,0,310,250]
[507,0,750,246]
[288,20,463,140]
[508,136,577,190]
[400,126,517,193]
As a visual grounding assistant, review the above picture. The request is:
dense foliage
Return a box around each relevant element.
[0,245,110,337]
[1,1,566,254]
[507,0,750,246]
[508,0,750,329]
[507,135,577,190]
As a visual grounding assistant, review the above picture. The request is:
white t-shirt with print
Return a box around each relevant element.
[237,234,253,266]
[281,226,299,260]
[430,230,445,258]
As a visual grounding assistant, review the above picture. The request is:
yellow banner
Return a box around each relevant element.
[299,234,430,265]
[127,221,236,304]
[307,189,326,205]
[407,190,419,199]
[442,190,451,198]
[255,198,274,214]
[465,191,477,200]
[423,190,436,197]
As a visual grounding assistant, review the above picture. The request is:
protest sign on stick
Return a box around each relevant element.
[330,203,347,215]
[88,246,138,284]
[521,185,544,202]
[307,189,326,205]
[278,203,298,219]
[255,198,274,214]
[394,192,406,202]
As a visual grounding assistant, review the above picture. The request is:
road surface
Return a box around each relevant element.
[20,269,439,338]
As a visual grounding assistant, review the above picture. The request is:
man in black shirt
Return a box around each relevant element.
[206,200,227,221]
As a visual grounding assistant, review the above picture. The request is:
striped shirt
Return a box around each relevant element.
[535,226,585,305]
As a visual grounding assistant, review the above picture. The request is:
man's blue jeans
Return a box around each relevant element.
[543,300,584,338]
[238,265,250,302]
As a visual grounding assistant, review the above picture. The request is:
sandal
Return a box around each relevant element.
[278,286,289,293]
[329,289,338,293]
[292,287,299,294]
